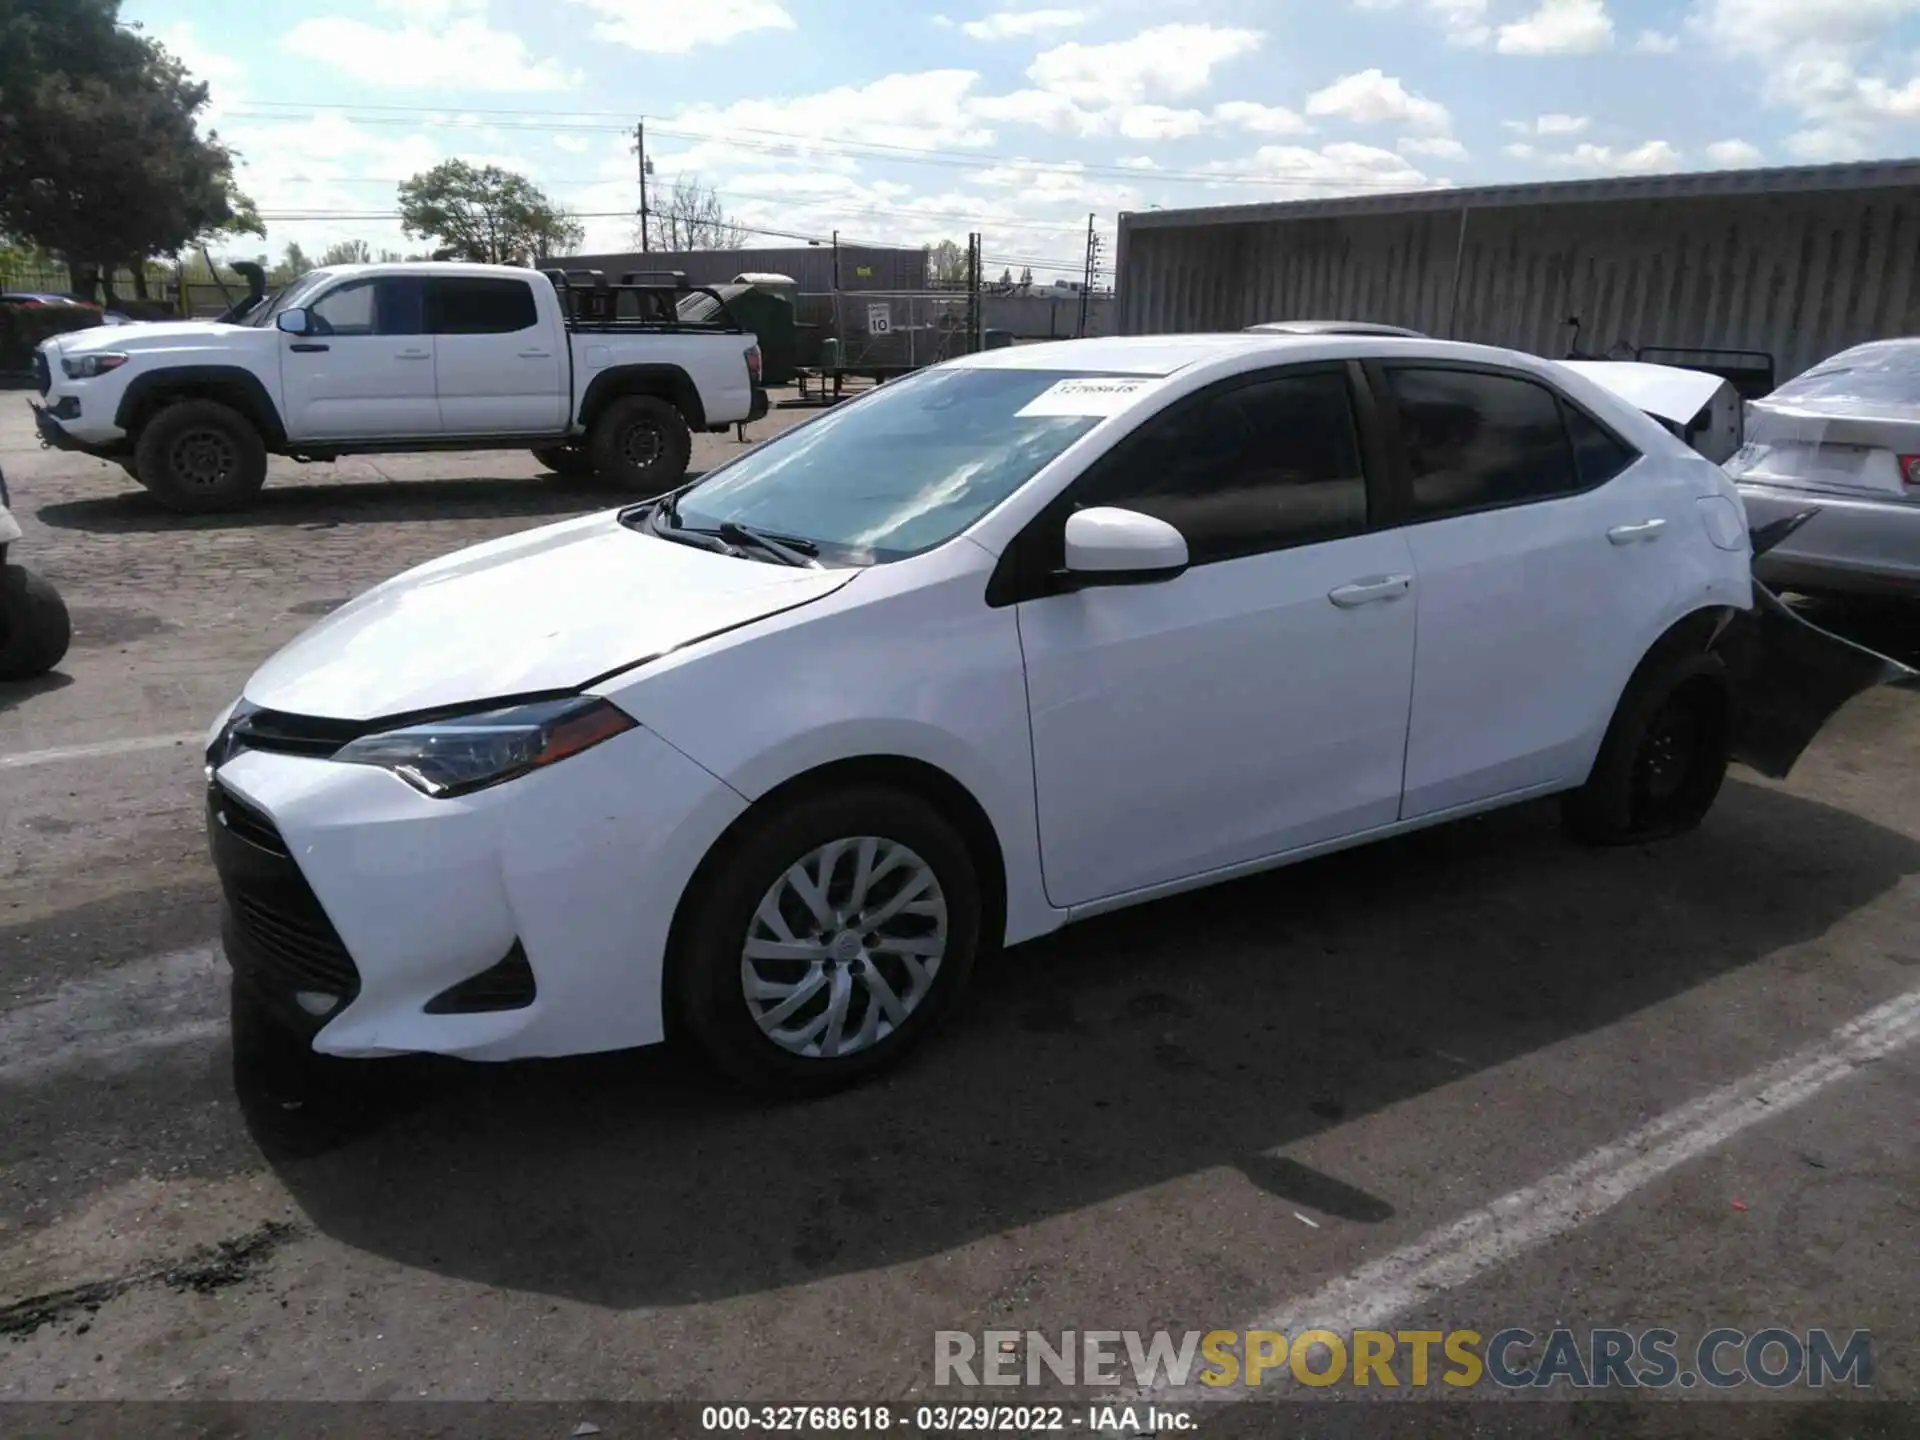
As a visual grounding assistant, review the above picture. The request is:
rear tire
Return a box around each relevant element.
[134,399,268,513]
[672,786,982,1094]
[0,562,71,679]
[586,394,691,496]
[531,444,597,478]
[1562,649,1731,845]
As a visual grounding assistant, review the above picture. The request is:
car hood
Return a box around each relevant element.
[243,510,860,721]
[48,319,250,354]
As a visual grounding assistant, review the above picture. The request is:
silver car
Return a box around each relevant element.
[1727,339,1920,598]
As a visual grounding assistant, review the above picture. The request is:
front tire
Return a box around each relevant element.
[1563,649,1731,845]
[673,786,982,1094]
[134,399,269,513]
[586,395,691,496]
[0,562,72,679]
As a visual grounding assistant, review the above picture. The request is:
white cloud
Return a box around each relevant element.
[1504,112,1590,134]
[960,8,1088,39]
[970,88,1105,136]
[1305,70,1451,132]
[1704,138,1764,165]
[1545,138,1682,170]
[564,0,796,51]
[1399,135,1469,158]
[1213,100,1314,135]
[1695,0,1920,56]
[673,70,997,154]
[553,134,592,153]
[1635,28,1680,51]
[1496,0,1615,53]
[1117,105,1209,139]
[1117,155,1161,169]
[1504,141,1538,158]
[1026,23,1263,106]
[284,2,576,89]
[1205,142,1432,198]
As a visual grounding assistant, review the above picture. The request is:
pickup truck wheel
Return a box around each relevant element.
[530,444,597,478]
[135,400,269,514]
[0,563,72,680]
[587,395,691,495]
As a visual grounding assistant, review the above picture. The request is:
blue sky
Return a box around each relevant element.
[123,0,1920,278]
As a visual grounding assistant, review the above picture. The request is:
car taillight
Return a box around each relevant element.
[1899,454,1920,488]
[745,344,762,383]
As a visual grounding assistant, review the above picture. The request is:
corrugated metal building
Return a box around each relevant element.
[1117,159,1920,383]
[539,243,927,294]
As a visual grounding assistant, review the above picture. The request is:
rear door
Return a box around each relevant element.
[279,276,439,441]
[427,277,566,435]
[1372,362,1689,819]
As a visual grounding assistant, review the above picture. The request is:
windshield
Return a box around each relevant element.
[248,270,333,327]
[672,367,1140,564]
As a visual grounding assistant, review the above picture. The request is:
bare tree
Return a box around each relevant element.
[925,238,967,286]
[642,174,748,251]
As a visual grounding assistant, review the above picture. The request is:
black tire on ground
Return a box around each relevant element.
[1562,648,1731,845]
[585,394,691,495]
[672,785,983,1094]
[530,444,598,477]
[134,399,269,513]
[0,562,72,680]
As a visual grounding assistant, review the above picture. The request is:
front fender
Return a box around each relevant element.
[1712,510,1919,778]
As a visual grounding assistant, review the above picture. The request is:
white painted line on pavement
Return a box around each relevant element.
[0,946,225,1085]
[0,733,203,770]
[1142,984,1920,1403]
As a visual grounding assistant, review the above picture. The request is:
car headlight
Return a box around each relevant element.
[61,353,128,379]
[332,696,636,798]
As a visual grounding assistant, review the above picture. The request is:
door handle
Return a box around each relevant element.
[397,349,431,360]
[1328,574,1413,608]
[289,342,329,353]
[1607,519,1666,544]
[517,349,552,359]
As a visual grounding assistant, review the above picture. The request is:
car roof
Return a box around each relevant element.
[1246,320,1427,337]
[945,331,1504,377]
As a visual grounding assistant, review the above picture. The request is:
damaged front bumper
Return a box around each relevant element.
[1712,509,1920,780]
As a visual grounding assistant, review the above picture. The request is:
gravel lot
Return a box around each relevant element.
[1,390,1916,1437]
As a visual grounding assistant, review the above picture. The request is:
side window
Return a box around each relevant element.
[428,278,539,335]
[1562,401,1639,487]
[1079,370,1369,566]
[307,281,375,337]
[375,277,427,337]
[1384,368,1577,520]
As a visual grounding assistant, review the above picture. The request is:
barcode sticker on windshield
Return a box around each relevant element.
[1016,377,1155,417]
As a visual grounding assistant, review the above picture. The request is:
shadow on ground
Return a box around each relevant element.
[233,777,1919,1309]
[0,668,73,715]
[28,471,695,532]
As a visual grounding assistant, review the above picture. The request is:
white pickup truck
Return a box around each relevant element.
[29,261,768,513]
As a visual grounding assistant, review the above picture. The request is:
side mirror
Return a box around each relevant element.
[276,308,310,335]
[1060,506,1189,586]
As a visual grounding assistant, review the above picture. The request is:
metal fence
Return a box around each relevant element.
[821,290,981,372]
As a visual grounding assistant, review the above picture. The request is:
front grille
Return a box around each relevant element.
[32,351,50,397]
[208,783,362,1014]
[214,706,370,765]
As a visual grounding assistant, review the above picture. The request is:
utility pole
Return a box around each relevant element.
[1078,213,1100,338]
[636,120,651,252]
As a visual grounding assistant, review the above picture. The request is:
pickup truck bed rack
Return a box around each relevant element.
[542,268,747,336]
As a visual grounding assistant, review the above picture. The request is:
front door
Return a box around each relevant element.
[1014,365,1419,908]
[427,276,567,435]
[279,277,439,441]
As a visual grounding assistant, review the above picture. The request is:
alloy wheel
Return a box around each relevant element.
[740,836,949,1060]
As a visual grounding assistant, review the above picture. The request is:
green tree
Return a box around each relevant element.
[0,0,260,297]
[318,238,372,267]
[397,160,584,265]
[273,240,313,284]
[925,239,967,286]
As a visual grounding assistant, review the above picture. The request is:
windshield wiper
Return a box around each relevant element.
[716,522,821,568]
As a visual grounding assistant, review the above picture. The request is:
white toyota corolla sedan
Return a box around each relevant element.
[204,333,1901,1091]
